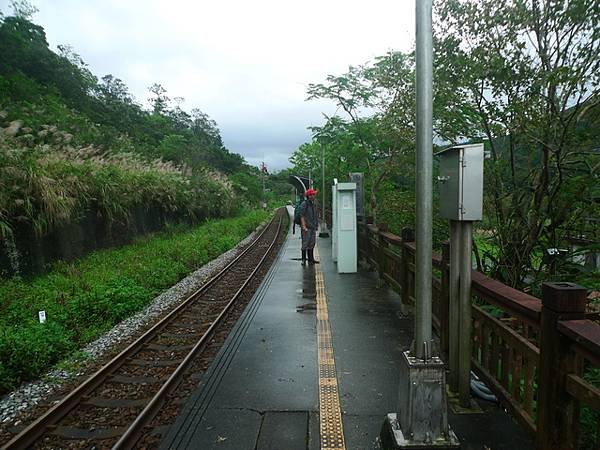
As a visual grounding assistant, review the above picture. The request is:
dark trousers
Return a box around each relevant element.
[301,228,316,250]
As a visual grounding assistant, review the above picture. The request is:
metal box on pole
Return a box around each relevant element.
[335,182,357,273]
[437,143,484,221]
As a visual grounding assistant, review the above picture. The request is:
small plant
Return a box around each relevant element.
[54,350,91,375]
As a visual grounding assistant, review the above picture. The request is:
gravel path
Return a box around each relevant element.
[0,224,264,425]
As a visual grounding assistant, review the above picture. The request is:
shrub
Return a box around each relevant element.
[0,321,75,393]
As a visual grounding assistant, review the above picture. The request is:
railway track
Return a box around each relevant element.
[2,208,287,450]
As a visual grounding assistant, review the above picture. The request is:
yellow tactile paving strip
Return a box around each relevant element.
[314,246,346,450]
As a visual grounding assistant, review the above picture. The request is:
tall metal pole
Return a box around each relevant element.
[415,0,433,359]
[380,2,459,446]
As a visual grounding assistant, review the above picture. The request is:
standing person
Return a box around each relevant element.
[300,188,319,265]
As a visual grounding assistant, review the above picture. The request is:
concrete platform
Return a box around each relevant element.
[161,210,534,450]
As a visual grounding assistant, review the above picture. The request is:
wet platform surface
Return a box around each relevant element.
[161,209,534,450]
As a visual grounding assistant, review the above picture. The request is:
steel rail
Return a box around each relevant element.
[2,210,282,450]
[113,213,283,449]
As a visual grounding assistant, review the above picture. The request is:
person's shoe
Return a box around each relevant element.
[301,250,307,265]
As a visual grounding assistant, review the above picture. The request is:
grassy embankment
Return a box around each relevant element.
[0,209,270,395]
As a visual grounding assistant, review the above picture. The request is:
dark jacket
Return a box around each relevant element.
[300,199,318,229]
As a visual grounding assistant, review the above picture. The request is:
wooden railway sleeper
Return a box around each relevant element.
[50,425,128,440]
[144,343,194,352]
[82,397,151,408]
[127,359,183,367]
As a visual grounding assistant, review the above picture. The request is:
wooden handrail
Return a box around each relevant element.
[380,230,403,245]
[558,319,600,367]
[471,271,541,327]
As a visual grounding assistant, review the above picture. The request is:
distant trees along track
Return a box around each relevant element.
[2,207,287,450]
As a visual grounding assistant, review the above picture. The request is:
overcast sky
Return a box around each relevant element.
[1,0,415,170]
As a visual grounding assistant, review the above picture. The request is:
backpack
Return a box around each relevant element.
[293,199,303,226]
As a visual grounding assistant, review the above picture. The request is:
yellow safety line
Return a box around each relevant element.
[314,246,346,450]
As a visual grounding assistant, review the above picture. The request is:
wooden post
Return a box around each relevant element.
[536,282,587,450]
[378,231,386,281]
[401,228,415,305]
[440,242,450,360]
[367,225,374,269]
[364,217,373,267]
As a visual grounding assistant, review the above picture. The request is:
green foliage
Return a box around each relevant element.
[0,209,269,394]
[230,170,263,206]
[158,134,188,162]
[0,9,270,258]
[9,1,38,19]
[377,187,448,248]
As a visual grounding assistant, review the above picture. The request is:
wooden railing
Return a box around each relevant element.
[357,220,600,450]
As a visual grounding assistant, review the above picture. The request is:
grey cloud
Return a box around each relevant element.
[222,125,312,171]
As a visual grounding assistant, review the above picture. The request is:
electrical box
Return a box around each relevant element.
[436,143,484,221]
[332,179,338,262]
[335,182,357,273]
[348,172,364,216]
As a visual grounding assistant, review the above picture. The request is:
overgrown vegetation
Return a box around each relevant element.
[0,209,269,394]
[436,0,599,289]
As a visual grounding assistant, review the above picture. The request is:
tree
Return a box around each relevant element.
[148,83,170,115]
[305,52,417,222]
[0,15,52,81]
[190,108,223,149]
[9,0,37,19]
[435,0,600,287]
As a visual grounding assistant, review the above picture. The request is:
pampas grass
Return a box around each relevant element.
[0,140,235,240]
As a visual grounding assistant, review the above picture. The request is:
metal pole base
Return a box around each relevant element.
[380,351,460,449]
[319,222,330,238]
[380,414,459,449]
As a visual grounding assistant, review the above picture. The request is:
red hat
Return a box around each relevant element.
[305,188,318,196]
